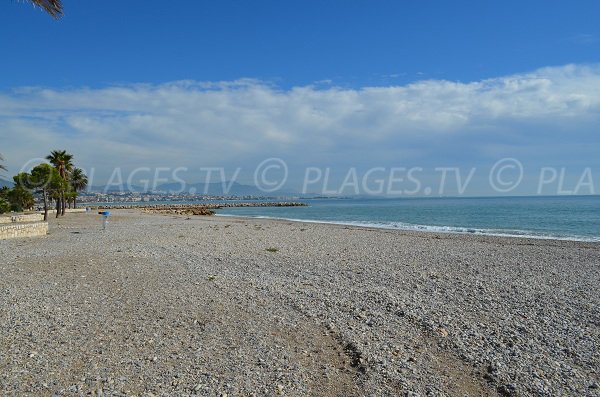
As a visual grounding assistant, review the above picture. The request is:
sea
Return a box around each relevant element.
[214,196,600,242]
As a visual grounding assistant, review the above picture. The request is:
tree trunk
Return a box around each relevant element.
[55,197,60,218]
[42,190,48,221]
[73,196,77,209]
[61,191,66,216]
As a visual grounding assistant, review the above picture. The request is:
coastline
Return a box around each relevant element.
[1,209,599,396]
[214,213,600,245]
[83,195,600,243]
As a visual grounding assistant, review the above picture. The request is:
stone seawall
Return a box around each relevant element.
[0,222,48,240]
[0,213,45,224]
[44,208,87,214]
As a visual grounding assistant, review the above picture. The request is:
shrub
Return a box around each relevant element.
[0,197,10,214]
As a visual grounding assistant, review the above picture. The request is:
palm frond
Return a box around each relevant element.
[70,167,88,191]
[46,150,74,179]
[29,0,63,19]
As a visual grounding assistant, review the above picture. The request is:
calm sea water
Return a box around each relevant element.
[215,196,600,242]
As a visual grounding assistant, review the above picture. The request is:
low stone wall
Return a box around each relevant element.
[43,208,87,214]
[0,213,45,224]
[0,222,48,240]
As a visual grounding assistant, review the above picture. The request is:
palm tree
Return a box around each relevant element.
[0,154,6,173]
[70,168,88,209]
[46,150,73,217]
[27,0,63,19]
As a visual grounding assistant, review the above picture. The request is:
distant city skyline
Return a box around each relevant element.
[1,1,599,196]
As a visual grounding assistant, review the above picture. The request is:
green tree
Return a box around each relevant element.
[0,186,10,214]
[65,190,74,209]
[27,164,61,221]
[0,198,9,214]
[69,167,88,209]
[46,150,73,217]
[6,180,34,212]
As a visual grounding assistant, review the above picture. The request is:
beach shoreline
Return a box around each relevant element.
[214,212,600,245]
[1,210,599,396]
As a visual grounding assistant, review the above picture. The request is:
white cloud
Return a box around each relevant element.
[1,64,599,186]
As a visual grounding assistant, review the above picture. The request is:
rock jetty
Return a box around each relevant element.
[94,202,307,216]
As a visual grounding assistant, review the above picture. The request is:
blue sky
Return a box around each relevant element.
[1,1,600,195]
[3,1,600,88]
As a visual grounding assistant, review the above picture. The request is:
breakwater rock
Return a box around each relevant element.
[142,206,216,216]
[94,202,307,216]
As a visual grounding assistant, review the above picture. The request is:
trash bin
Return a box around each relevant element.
[98,211,110,230]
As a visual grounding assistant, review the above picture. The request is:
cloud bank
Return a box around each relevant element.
[1,64,599,193]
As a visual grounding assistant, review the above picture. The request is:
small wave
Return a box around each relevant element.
[215,214,600,242]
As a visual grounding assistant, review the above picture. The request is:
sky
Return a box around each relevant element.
[1,0,599,195]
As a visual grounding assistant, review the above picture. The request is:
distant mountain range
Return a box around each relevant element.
[0,177,303,196]
[1,177,345,198]
[88,181,301,197]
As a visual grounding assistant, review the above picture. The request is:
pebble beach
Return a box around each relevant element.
[1,210,599,397]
